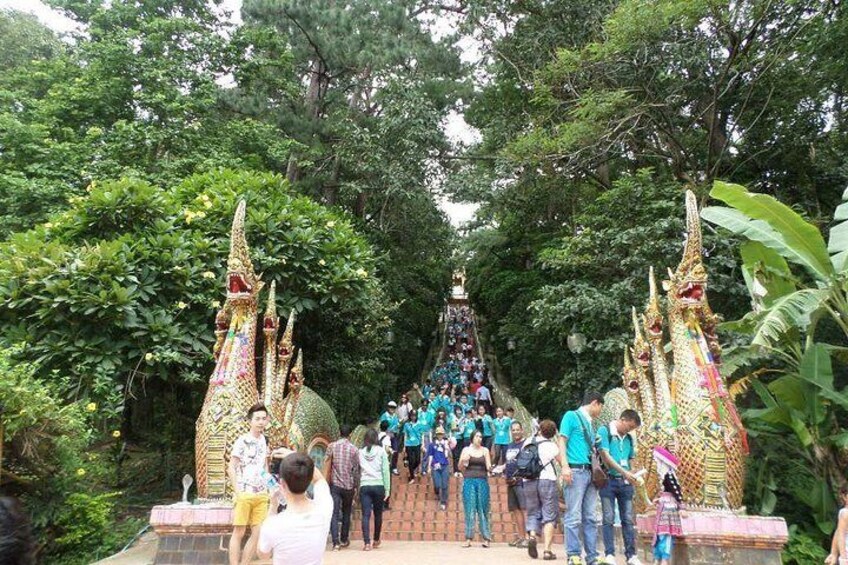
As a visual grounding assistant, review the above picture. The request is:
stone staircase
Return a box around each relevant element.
[347,466,565,544]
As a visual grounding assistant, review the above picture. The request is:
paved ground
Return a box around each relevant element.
[94,534,628,564]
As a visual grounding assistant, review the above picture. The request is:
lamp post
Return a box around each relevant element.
[386,329,395,345]
[567,329,587,380]
[566,331,587,355]
[506,338,516,351]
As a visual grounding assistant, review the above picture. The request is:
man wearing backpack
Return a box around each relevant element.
[503,420,531,549]
[559,392,605,565]
[522,419,560,560]
[597,409,642,565]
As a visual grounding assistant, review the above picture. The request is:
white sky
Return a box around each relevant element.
[0,0,481,226]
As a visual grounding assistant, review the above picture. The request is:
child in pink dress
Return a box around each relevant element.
[652,446,684,565]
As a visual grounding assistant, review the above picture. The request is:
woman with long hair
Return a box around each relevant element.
[403,410,423,484]
[358,428,391,551]
[458,430,492,547]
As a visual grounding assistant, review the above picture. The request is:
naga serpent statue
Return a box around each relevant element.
[623,191,747,511]
[195,201,339,499]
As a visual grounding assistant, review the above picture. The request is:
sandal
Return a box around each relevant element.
[527,538,538,559]
[543,550,557,560]
[509,537,522,547]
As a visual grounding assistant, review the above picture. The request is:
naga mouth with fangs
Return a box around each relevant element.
[678,281,705,303]
[263,317,276,330]
[627,379,640,392]
[648,320,663,336]
[636,351,650,366]
[227,273,252,295]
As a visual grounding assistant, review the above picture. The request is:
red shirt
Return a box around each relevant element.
[327,438,360,490]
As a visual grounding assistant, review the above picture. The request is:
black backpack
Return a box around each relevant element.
[513,440,552,480]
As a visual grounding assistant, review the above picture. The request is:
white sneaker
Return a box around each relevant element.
[627,557,644,565]
[601,556,616,565]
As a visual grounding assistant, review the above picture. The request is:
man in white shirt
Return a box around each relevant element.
[258,448,333,565]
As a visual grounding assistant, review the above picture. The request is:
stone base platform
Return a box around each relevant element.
[149,503,237,564]
[636,511,788,564]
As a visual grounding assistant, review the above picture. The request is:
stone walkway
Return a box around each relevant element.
[94,533,628,564]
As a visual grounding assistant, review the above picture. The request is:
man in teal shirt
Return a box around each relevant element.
[596,409,641,565]
[492,406,512,465]
[558,391,605,565]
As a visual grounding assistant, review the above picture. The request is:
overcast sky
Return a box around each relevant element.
[0,0,481,227]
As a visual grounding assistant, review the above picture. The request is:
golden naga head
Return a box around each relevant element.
[214,306,230,333]
[226,200,260,301]
[644,267,664,339]
[623,347,640,395]
[288,349,304,393]
[665,190,708,309]
[278,309,296,358]
[263,281,278,335]
[631,306,650,368]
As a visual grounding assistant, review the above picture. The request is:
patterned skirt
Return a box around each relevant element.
[654,492,683,537]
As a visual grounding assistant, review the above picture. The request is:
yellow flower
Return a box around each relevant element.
[211,300,221,309]
[318,259,326,266]
[200,194,210,202]
[204,200,213,209]
[326,221,336,229]
[177,301,188,310]
[112,430,121,438]
[85,402,97,412]
[356,268,368,278]
[18,408,26,415]
[76,468,86,477]
[202,271,216,279]
[144,352,154,362]
[195,211,206,219]
[44,222,54,229]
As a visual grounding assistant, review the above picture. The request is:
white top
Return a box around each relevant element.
[476,386,492,402]
[397,401,414,422]
[536,437,560,481]
[231,433,268,493]
[258,481,333,565]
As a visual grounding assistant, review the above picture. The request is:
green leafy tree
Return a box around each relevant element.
[0,169,385,439]
[702,181,848,536]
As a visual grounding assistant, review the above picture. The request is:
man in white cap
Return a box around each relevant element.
[380,401,400,474]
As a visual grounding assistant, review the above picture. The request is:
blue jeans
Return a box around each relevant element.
[329,484,354,545]
[600,477,636,559]
[564,468,599,562]
[462,477,491,540]
[431,465,450,505]
[359,485,385,544]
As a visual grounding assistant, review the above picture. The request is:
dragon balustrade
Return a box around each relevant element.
[617,190,747,511]
[195,201,339,500]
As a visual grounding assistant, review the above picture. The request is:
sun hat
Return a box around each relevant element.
[387,401,397,408]
[652,446,679,469]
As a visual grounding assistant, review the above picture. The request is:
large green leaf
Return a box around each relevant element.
[797,343,848,411]
[739,240,796,305]
[708,181,834,281]
[828,186,848,271]
[748,288,827,346]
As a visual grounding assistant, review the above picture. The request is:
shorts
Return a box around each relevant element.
[233,492,269,526]
[507,482,526,511]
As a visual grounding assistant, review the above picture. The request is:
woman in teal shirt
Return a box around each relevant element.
[403,410,424,484]
[477,405,495,451]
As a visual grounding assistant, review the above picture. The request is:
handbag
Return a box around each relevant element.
[576,414,608,489]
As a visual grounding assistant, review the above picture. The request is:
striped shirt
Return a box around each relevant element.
[327,438,360,490]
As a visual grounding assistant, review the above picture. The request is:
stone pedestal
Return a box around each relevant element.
[636,511,788,565]
[149,503,235,564]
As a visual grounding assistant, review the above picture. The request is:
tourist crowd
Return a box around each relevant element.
[223,306,686,565]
